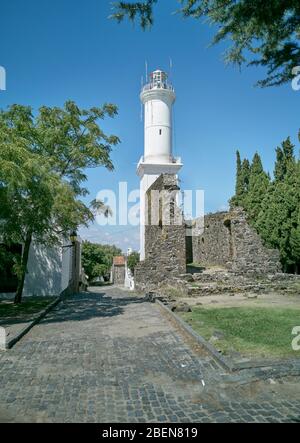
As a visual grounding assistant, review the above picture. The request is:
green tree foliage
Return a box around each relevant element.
[127,251,140,275]
[274,137,296,182]
[233,150,242,202]
[257,140,299,273]
[241,159,250,192]
[0,101,119,196]
[0,102,119,302]
[0,143,92,302]
[244,153,270,221]
[0,245,20,292]
[230,151,250,207]
[81,241,122,282]
[231,134,300,273]
[112,0,300,87]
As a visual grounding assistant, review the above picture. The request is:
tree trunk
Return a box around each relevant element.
[14,231,32,304]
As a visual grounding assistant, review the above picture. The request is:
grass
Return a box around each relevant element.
[0,297,54,324]
[181,306,300,360]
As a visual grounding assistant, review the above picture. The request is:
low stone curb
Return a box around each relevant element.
[156,299,235,371]
[156,299,300,378]
[2,296,62,350]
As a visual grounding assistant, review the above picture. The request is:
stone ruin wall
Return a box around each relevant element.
[192,208,281,274]
[135,174,281,292]
[135,174,187,291]
[191,212,232,268]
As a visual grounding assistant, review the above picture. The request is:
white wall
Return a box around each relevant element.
[1,237,82,298]
[144,97,173,163]
[23,242,63,297]
[61,242,72,292]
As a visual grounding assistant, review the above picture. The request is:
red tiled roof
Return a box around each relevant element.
[113,256,125,266]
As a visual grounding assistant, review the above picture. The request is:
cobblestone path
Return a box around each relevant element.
[0,286,300,423]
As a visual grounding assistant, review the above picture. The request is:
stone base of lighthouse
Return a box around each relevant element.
[134,174,187,292]
[137,157,182,261]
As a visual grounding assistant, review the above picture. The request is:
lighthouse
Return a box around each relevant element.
[137,69,182,260]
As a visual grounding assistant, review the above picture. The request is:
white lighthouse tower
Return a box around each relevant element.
[137,69,182,260]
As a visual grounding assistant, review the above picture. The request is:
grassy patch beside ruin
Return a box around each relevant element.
[181,306,300,360]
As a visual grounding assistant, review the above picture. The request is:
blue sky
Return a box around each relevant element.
[1,0,299,251]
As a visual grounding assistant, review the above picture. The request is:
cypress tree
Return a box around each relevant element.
[256,141,299,272]
[290,207,300,273]
[256,183,277,246]
[231,152,250,208]
[288,161,300,273]
[241,159,250,195]
[245,153,270,222]
[274,137,295,182]
[230,151,242,207]
[274,147,285,182]
[230,133,299,273]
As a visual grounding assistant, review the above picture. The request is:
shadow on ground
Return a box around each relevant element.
[41,290,145,325]
[0,297,55,327]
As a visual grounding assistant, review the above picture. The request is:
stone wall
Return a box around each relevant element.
[135,178,281,292]
[192,208,281,274]
[230,209,281,274]
[113,265,125,285]
[135,174,186,291]
[192,212,232,268]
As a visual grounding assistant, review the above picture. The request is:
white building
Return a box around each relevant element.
[0,236,82,298]
[137,69,182,260]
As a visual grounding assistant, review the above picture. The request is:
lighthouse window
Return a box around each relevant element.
[159,129,162,135]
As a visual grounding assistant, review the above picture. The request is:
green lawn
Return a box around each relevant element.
[0,297,54,324]
[181,306,300,360]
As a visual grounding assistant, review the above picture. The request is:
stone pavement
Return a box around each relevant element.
[0,286,300,423]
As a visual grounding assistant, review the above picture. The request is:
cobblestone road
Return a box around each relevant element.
[0,287,300,423]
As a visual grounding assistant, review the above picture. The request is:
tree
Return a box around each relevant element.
[112,0,300,87]
[245,152,270,222]
[0,101,119,197]
[0,101,120,303]
[0,143,92,302]
[257,159,300,273]
[231,132,300,273]
[233,150,242,202]
[230,151,250,208]
[127,251,140,275]
[290,198,300,273]
[274,137,296,182]
[81,241,122,281]
[241,159,250,193]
